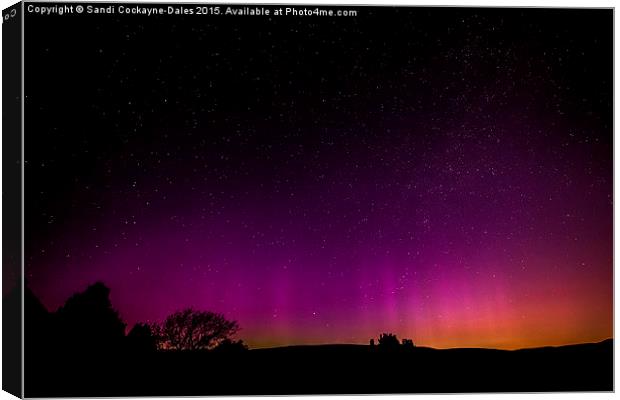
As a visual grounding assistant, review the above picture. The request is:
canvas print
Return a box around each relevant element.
[2,2,613,397]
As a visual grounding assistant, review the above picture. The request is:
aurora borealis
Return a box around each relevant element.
[24,6,612,350]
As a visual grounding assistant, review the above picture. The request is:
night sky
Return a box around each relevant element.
[24,6,612,349]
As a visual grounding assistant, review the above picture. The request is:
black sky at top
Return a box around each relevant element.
[25,7,611,246]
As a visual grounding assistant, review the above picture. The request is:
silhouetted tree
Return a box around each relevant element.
[127,323,158,352]
[24,285,52,359]
[402,338,415,349]
[150,323,165,350]
[369,338,375,347]
[25,285,50,337]
[158,308,239,350]
[378,333,400,349]
[55,282,126,349]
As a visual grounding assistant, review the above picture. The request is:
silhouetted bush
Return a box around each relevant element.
[157,308,239,350]
[378,333,400,349]
[402,338,415,349]
[213,338,248,353]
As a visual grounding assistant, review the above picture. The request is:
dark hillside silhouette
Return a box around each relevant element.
[24,282,613,397]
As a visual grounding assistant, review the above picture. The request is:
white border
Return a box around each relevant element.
[0,1,616,400]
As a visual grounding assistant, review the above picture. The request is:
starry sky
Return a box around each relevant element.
[24,6,612,350]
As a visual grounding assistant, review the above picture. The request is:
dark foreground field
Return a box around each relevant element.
[26,339,613,396]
